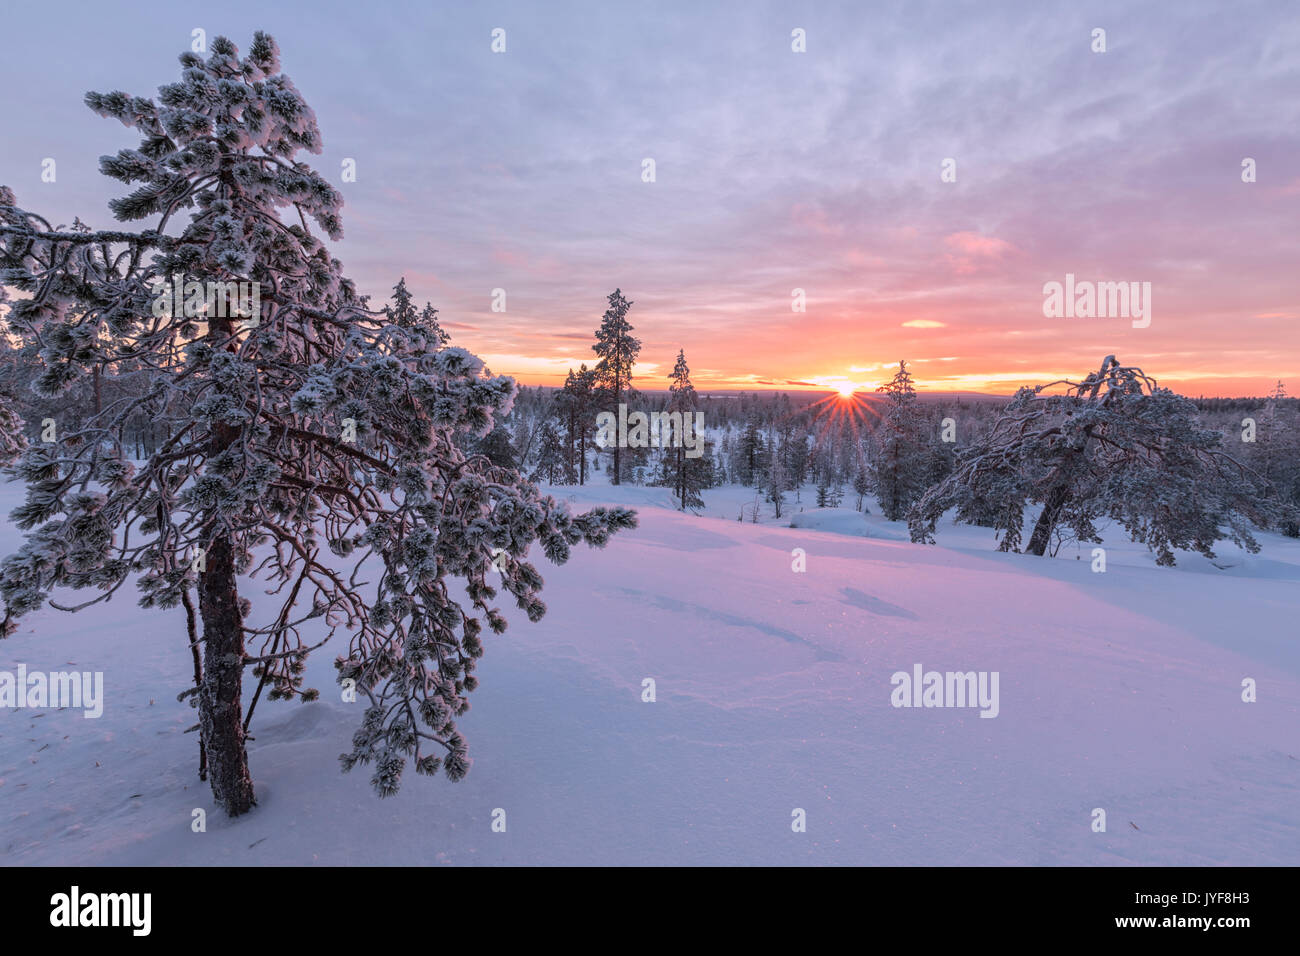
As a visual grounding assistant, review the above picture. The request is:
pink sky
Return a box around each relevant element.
[5,3,1296,397]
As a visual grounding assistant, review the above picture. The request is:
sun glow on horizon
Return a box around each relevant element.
[806,373,878,397]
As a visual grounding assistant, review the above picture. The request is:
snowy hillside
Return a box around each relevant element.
[2,477,1298,865]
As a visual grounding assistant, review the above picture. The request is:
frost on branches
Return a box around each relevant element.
[0,391,26,467]
[0,33,635,816]
[870,360,929,521]
[652,348,708,511]
[0,291,28,467]
[908,356,1279,566]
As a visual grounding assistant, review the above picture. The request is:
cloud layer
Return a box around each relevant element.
[2,0,1296,394]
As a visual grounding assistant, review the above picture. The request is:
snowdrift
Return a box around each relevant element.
[2,480,1298,865]
[789,507,911,540]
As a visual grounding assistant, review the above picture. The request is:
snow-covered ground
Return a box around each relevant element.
[2,475,1298,865]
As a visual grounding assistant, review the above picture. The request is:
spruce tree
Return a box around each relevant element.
[852,463,872,513]
[661,349,706,510]
[531,420,565,484]
[1251,381,1300,536]
[737,421,765,486]
[557,366,594,484]
[871,360,927,520]
[591,289,640,484]
[766,428,788,519]
[385,277,449,345]
[385,276,417,327]
[816,481,830,508]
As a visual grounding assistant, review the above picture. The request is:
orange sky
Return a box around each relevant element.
[8,5,1297,399]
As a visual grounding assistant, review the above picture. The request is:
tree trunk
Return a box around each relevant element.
[198,531,255,815]
[676,446,685,509]
[181,588,207,781]
[566,408,576,484]
[197,309,255,816]
[1027,432,1093,556]
[1027,481,1070,556]
[612,371,621,486]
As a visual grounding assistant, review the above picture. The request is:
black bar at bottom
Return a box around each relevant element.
[1,865,1280,942]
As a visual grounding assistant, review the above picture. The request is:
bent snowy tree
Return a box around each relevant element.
[907,356,1277,565]
[0,33,635,817]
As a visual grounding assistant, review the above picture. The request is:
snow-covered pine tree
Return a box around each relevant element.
[505,390,548,470]
[851,462,872,513]
[418,303,448,345]
[815,480,830,508]
[908,355,1276,565]
[474,422,517,468]
[557,364,595,484]
[591,289,640,485]
[382,276,449,347]
[735,421,764,486]
[384,276,417,327]
[530,420,565,484]
[0,34,635,816]
[0,386,26,468]
[1250,381,1300,536]
[781,423,810,489]
[0,289,27,467]
[660,348,706,510]
[766,428,788,519]
[871,360,928,520]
